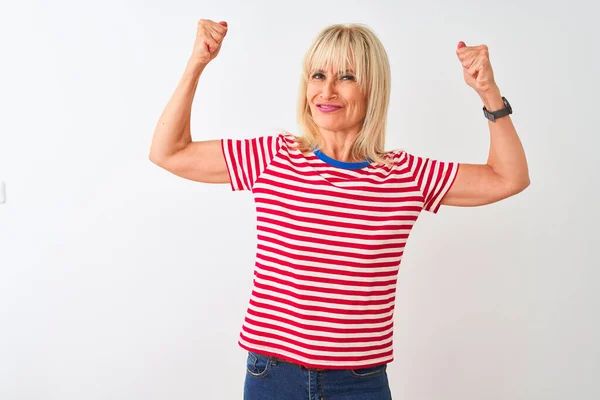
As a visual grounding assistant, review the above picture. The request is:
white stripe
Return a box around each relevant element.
[429,163,458,211]
[239,335,393,360]
[255,259,399,285]
[255,192,422,219]
[242,321,393,348]
[256,217,411,248]
[246,303,393,330]
[255,241,403,272]
[249,292,395,317]
[244,314,394,339]
[253,275,398,301]
[265,163,417,194]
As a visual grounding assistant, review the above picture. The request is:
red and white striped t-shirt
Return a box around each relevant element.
[221,132,459,369]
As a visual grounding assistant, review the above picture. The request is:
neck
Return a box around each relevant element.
[315,129,363,163]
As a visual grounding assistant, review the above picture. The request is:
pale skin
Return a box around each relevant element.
[306,66,366,163]
[441,42,530,207]
[149,20,530,209]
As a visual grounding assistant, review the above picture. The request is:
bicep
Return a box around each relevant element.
[150,139,230,184]
[440,163,515,207]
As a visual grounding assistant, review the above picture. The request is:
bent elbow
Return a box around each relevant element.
[509,176,531,196]
[149,149,167,165]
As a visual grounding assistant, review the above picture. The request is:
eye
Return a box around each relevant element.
[310,72,355,81]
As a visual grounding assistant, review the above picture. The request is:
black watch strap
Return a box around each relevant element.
[483,96,512,122]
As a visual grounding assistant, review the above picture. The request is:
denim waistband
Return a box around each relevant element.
[270,356,327,371]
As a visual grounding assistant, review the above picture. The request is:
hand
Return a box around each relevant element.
[456,41,497,94]
[191,19,228,65]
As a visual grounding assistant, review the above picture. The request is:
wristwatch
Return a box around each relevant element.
[483,96,512,122]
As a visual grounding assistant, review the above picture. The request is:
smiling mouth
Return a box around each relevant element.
[317,105,342,112]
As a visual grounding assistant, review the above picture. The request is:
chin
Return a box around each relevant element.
[313,117,341,129]
[314,122,341,132]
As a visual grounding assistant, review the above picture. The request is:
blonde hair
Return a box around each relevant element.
[294,23,395,167]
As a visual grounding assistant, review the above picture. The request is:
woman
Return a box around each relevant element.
[149,19,530,400]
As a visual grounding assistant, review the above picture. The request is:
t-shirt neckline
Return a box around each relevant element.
[311,146,372,170]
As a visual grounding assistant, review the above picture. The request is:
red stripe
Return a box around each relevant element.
[257,226,407,253]
[248,298,393,325]
[432,162,460,213]
[225,139,243,190]
[250,289,395,316]
[256,228,408,253]
[426,162,457,212]
[255,257,397,279]
[255,267,395,291]
[253,274,396,300]
[246,307,394,334]
[256,243,401,270]
[241,325,392,352]
[244,316,393,343]
[240,332,393,355]
[256,200,419,223]
[238,340,393,369]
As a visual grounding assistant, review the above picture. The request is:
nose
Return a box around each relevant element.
[319,79,338,100]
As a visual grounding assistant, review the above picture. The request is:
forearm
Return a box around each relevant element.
[149,58,207,161]
[481,86,530,191]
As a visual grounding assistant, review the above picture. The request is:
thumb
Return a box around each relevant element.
[219,21,228,28]
[457,41,466,49]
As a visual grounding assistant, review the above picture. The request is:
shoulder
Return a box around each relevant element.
[386,148,437,167]
[276,131,299,148]
[381,148,408,165]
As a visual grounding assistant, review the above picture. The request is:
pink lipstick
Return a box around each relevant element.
[317,104,342,113]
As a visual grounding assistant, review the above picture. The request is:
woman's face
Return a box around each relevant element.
[306,65,367,136]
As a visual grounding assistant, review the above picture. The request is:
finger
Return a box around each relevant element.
[459,44,487,59]
[457,47,475,63]
[457,43,485,57]
[204,36,220,53]
[209,28,226,46]
[212,21,228,36]
[467,48,490,71]
[209,27,225,45]
[462,53,477,70]
[456,44,470,56]
[467,56,484,76]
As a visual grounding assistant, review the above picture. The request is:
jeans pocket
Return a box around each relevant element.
[349,363,387,378]
[246,351,272,378]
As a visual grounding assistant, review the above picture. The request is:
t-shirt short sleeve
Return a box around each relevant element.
[221,134,282,191]
[404,152,460,214]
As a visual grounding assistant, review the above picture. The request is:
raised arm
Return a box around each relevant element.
[441,42,530,207]
[149,19,230,183]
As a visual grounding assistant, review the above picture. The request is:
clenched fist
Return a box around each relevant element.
[456,41,497,94]
[191,19,228,65]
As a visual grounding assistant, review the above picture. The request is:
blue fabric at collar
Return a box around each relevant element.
[312,146,372,170]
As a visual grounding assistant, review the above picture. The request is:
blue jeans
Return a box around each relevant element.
[244,351,393,400]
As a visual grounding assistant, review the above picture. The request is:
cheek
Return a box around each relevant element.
[349,98,366,115]
[342,88,364,106]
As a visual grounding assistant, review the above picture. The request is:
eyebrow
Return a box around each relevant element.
[313,69,355,74]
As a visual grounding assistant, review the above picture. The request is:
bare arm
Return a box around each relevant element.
[149,59,204,161]
[442,87,530,207]
[149,19,230,184]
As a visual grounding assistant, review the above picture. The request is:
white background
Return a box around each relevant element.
[1,0,598,399]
